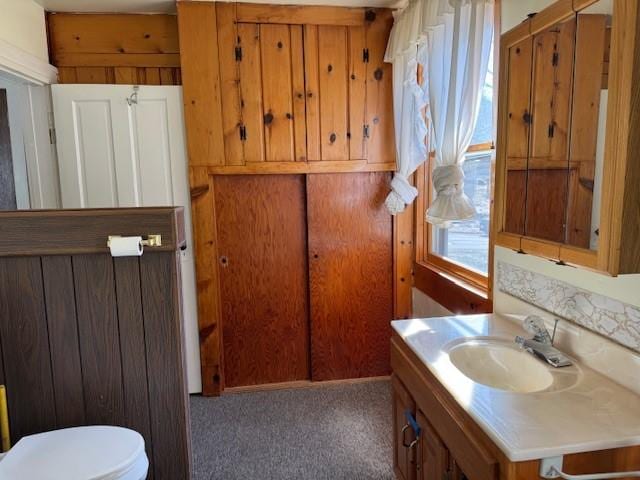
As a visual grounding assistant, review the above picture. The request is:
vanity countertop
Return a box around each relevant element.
[391,314,640,462]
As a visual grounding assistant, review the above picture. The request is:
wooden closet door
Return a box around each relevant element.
[307,172,393,381]
[215,175,310,387]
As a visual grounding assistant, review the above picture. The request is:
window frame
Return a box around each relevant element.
[414,3,499,299]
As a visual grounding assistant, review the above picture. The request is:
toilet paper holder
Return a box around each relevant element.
[107,234,162,248]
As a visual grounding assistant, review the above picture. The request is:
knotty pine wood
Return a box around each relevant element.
[234,3,367,26]
[189,168,223,395]
[260,24,298,162]
[349,25,367,161]
[318,25,350,161]
[307,172,393,381]
[365,9,395,165]
[214,175,310,387]
[304,25,322,161]
[216,3,244,167]
[178,2,225,167]
[291,26,308,162]
[525,170,568,243]
[237,23,266,163]
[48,13,181,85]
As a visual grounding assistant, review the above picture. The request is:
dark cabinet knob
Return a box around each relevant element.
[264,112,274,125]
[329,133,337,143]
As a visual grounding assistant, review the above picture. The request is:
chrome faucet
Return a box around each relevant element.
[515,316,573,368]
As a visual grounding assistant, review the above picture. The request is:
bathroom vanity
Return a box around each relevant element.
[391,314,640,480]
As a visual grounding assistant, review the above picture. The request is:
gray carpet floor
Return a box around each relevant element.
[190,380,394,480]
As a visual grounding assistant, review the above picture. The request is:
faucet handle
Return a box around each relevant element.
[523,315,553,344]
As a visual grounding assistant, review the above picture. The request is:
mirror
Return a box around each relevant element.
[503,0,613,251]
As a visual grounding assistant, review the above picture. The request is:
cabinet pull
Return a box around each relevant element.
[401,423,412,448]
[329,133,337,143]
[264,112,274,125]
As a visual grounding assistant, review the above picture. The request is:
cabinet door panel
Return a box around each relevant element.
[238,23,265,163]
[215,175,310,387]
[318,25,350,161]
[504,37,533,236]
[393,376,417,480]
[417,412,449,480]
[307,172,392,380]
[260,24,296,162]
[365,10,395,164]
[216,3,244,166]
[349,25,366,161]
[304,25,322,161]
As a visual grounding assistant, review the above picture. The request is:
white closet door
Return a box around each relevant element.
[52,84,202,394]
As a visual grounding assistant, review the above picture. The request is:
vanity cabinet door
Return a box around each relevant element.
[417,411,450,480]
[392,375,418,480]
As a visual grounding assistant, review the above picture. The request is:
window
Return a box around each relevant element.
[416,39,495,291]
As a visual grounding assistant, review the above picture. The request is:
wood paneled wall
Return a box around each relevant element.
[47,13,181,85]
[0,208,191,479]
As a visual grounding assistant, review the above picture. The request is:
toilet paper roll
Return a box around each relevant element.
[109,236,143,257]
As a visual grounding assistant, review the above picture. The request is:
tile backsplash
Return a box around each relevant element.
[497,261,640,352]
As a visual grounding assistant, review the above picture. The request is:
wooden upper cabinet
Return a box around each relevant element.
[178,2,396,173]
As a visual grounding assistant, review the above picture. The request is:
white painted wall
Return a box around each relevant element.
[501,0,555,33]
[0,0,49,63]
[412,288,452,318]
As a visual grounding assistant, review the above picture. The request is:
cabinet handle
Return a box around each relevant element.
[408,438,419,466]
[264,112,274,125]
[401,423,412,448]
[329,133,337,143]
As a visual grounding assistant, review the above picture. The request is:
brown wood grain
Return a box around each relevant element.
[0,208,190,478]
[237,22,265,163]
[260,24,296,162]
[205,160,396,175]
[505,37,532,160]
[178,2,226,166]
[392,375,416,480]
[504,169,527,236]
[0,257,57,443]
[290,25,307,162]
[413,263,492,315]
[391,334,498,480]
[318,25,350,161]
[189,168,223,395]
[304,25,322,161]
[365,9,395,164]
[113,257,154,478]
[48,13,179,56]
[48,13,181,85]
[419,411,450,480]
[216,3,244,167]
[214,175,310,387]
[73,254,126,425]
[307,172,393,381]
[349,25,367,161]
[525,169,568,243]
[140,252,192,479]
[0,207,184,256]
[41,256,86,429]
[235,3,367,26]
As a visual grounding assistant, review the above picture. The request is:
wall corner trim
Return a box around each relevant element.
[0,38,58,85]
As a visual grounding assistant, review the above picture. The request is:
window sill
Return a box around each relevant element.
[413,262,493,315]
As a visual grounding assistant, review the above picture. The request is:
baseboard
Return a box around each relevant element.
[222,376,391,395]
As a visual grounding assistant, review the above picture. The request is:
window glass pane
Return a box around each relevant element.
[431,151,492,275]
[470,45,494,146]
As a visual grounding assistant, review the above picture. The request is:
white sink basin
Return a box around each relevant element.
[447,338,555,393]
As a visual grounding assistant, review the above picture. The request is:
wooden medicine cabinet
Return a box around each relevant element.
[494,0,640,275]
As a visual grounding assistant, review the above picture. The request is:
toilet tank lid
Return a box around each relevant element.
[0,425,147,480]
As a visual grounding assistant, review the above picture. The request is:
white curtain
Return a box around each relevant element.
[384,0,494,227]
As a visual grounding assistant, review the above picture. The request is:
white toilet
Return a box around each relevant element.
[0,425,149,479]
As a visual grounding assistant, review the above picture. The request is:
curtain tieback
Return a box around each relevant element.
[426,164,476,225]
[384,174,418,215]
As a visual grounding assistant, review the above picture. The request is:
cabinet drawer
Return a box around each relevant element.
[391,337,498,480]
